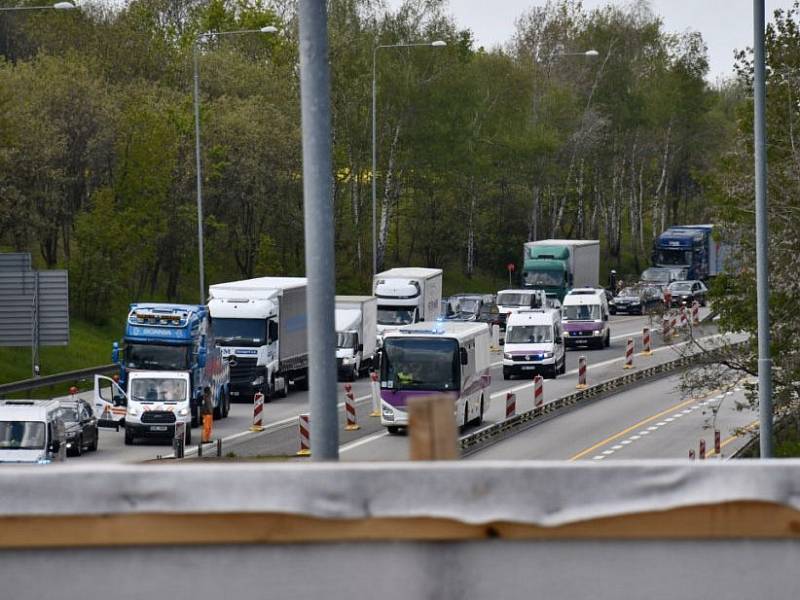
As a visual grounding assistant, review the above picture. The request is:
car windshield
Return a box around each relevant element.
[213,318,267,347]
[506,325,553,344]
[669,282,693,292]
[377,306,415,326]
[563,304,601,320]
[0,421,46,450]
[57,407,79,423]
[457,298,479,314]
[337,332,356,348]
[523,270,563,287]
[618,288,640,298]
[130,378,187,403]
[380,337,459,391]
[125,344,190,370]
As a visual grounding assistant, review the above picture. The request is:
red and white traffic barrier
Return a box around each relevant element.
[692,301,700,325]
[670,312,678,334]
[344,383,359,431]
[623,338,634,369]
[576,355,587,389]
[714,430,721,456]
[369,371,381,417]
[641,327,651,356]
[533,375,544,408]
[680,304,688,328]
[297,413,311,456]
[250,392,265,432]
[662,315,671,340]
[505,392,516,419]
[689,449,696,460]
[699,438,706,460]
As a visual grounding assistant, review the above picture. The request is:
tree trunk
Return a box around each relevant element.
[377,123,401,271]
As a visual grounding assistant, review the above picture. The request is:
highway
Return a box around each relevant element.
[61,310,720,462]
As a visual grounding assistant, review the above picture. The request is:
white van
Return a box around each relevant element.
[0,400,65,464]
[562,288,610,349]
[502,309,565,380]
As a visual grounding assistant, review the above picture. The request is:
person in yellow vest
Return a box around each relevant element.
[201,386,214,443]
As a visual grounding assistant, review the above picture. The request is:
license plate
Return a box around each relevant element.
[150,425,168,431]
[230,391,239,396]
[521,366,536,371]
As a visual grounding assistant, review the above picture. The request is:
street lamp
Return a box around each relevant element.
[193,25,278,303]
[371,40,446,279]
[0,2,75,10]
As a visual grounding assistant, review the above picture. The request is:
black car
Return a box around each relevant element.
[610,286,662,315]
[476,301,506,331]
[58,399,99,457]
[667,280,708,307]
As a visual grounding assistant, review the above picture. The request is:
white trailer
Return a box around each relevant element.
[208,277,308,400]
[373,268,443,339]
[335,295,378,381]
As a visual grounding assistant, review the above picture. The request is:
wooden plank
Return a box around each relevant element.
[408,394,458,460]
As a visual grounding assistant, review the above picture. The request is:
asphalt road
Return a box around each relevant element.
[61,310,715,463]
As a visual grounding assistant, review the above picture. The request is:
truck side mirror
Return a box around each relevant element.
[460,348,468,365]
[197,346,207,369]
[112,342,119,364]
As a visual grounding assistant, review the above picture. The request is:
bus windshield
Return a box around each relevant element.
[381,337,459,392]
[125,344,190,370]
[0,421,46,450]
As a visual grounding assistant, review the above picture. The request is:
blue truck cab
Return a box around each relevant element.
[112,304,230,427]
[651,225,715,281]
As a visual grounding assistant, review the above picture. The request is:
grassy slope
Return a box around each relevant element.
[0,319,121,385]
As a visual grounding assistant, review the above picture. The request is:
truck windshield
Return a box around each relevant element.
[655,249,692,266]
[381,338,459,391]
[641,269,671,283]
[522,270,563,287]
[377,307,415,326]
[0,421,46,449]
[337,332,357,349]
[213,318,267,347]
[130,378,188,403]
[125,344,190,370]
[563,305,601,321]
[506,325,553,344]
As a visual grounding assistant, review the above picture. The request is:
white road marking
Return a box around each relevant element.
[611,445,623,450]
[630,435,641,440]
[665,418,675,422]
[647,426,658,431]
[592,455,605,460]
[639,431,651,435]
[656,421,666,426]
[340,431,388,453]
[682,409,692,414]
[602,449,614,455]
[620,440,632,445]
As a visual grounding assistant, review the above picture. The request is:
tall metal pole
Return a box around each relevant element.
[753,0,773,457]
[193,42,206,304]
[298,0,338,460]
[371,48,378,280]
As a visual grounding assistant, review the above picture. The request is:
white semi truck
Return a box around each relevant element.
[335,295,378,381]
[208,277,308,400]
[373,268,443,340]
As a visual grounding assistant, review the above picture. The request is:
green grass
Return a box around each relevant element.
[0,318,122,386]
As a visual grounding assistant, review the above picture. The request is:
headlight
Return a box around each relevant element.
[127,407,139,417]
[382,408,394,421]
[631,301,640,305]
[342,357,355,365]
[542,351,554,358]
[503,353,513,360]
[178,408,189,416]
[593,330,603,336]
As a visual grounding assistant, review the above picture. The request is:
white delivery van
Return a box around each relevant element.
[379,321,491,434]
[502,309,565,380]
[335,295,378,381]
[0,400,65,464]
[561,288,610,349]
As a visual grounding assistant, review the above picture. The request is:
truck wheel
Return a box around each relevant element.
[213,398,222,420]
[387,426,400,435]
[124,427,134,446]
[275,376,288,399]
[185,425,192,446]
[503,367,511,381]
[222,392,230,418]
[350,365,359,382]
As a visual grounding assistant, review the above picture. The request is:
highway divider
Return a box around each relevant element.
[0,363,116,397]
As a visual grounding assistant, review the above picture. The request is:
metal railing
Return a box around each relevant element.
[0,364,116,397]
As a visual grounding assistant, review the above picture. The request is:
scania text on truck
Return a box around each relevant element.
[379,321,491,434]
[336,295,378,381]
[108,304,230,427]
[373,268,443,340]
[208,277,309,400]
[522,239,600,300]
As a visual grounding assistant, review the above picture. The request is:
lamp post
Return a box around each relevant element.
[371,40,446,279]
[193,25,278,303]
[0,2,75,11]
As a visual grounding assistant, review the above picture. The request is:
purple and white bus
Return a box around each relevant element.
[379,321,492,434]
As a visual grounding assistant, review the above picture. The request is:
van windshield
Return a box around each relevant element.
[506,325,553,344]
[380,337,459,391]
[0,421,46,450]
[130,378,188,403]
[563,305,601,321]
[497,293,540,307]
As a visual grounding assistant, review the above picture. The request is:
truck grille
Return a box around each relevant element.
[141,411,176,424]
[228,356,258,384]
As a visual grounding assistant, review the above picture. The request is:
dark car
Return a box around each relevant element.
[449,293,494,321]
[667,280,708,307]
[610,286,662,315]
[57,399,99,457]
[476,301,506,331]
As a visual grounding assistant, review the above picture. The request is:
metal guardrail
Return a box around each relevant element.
[459,340,747,457]
[0,363,117,397]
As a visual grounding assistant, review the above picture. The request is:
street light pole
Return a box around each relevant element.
[752,0,773,457]
[192,26,278,303]
[371,40,446,280]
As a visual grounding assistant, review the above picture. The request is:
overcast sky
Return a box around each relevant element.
[385,0,796,81]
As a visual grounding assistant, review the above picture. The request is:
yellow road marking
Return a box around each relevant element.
[705,420,759,458]
[569,388,725,461]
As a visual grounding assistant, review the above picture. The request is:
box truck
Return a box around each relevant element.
[208,277,308,400]
[336,295,378,381]
[522,240,600,300]
[373,268,443,340]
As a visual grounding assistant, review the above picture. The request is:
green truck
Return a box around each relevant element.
[522,239,600,301]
